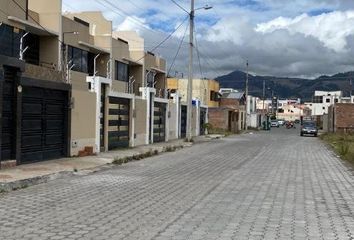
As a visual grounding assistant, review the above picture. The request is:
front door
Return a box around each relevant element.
[1,67,16,161]
[153,102,166,143]
[100,84,106,151]
[108,97,130,150]
[21,86,68,163]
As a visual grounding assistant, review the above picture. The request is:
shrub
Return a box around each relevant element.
[338,143,349,156]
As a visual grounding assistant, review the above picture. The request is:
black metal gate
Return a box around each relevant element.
[100,84,106,151]
[1,67,16,161]
[180,105,187,138]
[108,97,130,150]
[153,102,166,143]
[21,86,68,163]
[200,107,207,135]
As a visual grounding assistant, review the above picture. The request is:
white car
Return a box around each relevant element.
[277,119,285,126]
[271,120,279,127]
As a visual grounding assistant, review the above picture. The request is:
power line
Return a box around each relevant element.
[134,16,189,62]
[125,0,147,13]
[169,0,189,14]
[11,0,64,44]
[193,24,225,78]
[194,30,204,79]
[167,22,189,77]
[97,0,171,37]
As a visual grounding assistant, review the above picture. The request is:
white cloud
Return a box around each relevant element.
[116,16,149,32]
[62,0,354,78]
[256,11,354,52]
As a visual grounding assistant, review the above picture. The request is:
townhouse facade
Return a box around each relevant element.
[0,0,205,168]
[0,0,69,167]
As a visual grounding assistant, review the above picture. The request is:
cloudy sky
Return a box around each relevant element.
[63,0,354,79]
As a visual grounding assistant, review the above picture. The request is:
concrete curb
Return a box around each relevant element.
[0,141,194,193]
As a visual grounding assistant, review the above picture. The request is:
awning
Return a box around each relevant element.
[122,57,142,66]
[8,16,58,36]
[78,41,110,54]
[150,67,166,74]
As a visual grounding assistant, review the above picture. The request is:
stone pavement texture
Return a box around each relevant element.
[0,139,190,186]
[1,128,354,240]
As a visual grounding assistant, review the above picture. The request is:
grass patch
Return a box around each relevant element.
[113,149,162,165]
[208,128,234,136]
[320,133,354,164]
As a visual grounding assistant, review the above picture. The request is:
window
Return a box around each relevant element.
[0,24,14,57]
[23,33,39,65]
[335,98,339,103]
[313,96,323,103]
[0,23,39,64]
[326,98,330,103]
[210,91,219,101]
[67,46,95,74]
[115,61,129,82]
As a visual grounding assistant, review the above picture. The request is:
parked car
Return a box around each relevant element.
[277,119,285,126]
[300,121,318,137]
[271,120,280,128]
[294,119,300,124]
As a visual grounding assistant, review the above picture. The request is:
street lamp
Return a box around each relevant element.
[186,2,212,141]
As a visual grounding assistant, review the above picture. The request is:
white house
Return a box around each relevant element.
[306,91,343,116]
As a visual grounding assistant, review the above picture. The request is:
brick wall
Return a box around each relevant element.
[334,103,354,133]
[208,108,228,130]
[220,98,240,109]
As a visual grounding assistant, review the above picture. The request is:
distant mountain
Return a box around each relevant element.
[216,70,354,101]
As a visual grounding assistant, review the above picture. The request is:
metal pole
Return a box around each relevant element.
[186,0,194,141]
[262,80,265,116]
[245,60,249,130]
[19,32,29,61]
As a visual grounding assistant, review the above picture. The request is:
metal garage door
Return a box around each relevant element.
[180,105,187,138]
[200,107,207,135]
[0,67,16,161]
[21,86,68,163]
[108,97,130,150]
[153,102,166,143]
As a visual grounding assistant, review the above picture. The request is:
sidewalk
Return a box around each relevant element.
[0,135,224,192]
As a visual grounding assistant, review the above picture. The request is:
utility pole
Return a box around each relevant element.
[262,79,265,116]
[186,0,194,141]
[245,60,249,130]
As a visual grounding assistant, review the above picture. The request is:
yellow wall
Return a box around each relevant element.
[111,80,127,93]
[29,0,62,33]
[134,98,147,146]
[71,89,97,156]
[167,78,220,107]
[0,0,26,26]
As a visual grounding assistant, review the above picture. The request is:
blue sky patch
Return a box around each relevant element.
[308,9,333,16]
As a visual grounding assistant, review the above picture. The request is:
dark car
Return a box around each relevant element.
[300,121,318,137]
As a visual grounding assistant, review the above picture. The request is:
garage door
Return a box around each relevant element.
[180,105,187,138]
[21,86,68,163]
[108,97,130,150]
[153,102,166,143]
[1,67,16,161]
[200,107,207,135]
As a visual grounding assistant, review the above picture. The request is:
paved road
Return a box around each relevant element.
[1,128,354,240]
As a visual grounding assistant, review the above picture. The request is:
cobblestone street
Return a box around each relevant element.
[1,129,354,240]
